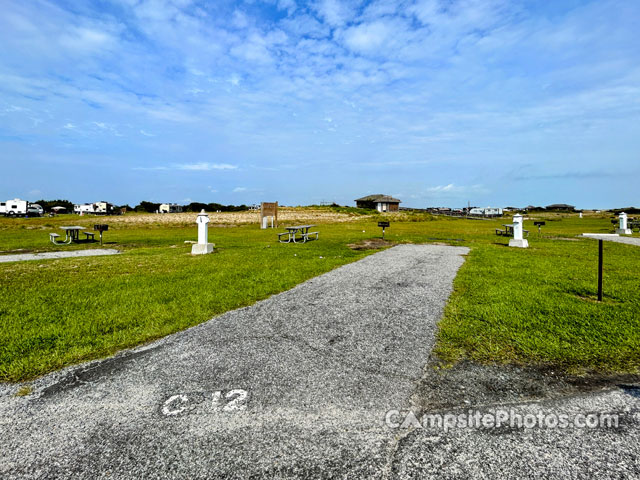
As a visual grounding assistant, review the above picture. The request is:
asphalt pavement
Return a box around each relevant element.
[1,243,639,479]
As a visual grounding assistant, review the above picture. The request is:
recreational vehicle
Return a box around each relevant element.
[26,204,44,217]
[469,207,503,217]
[94,201,114,215]
[74,203,96,214]
[74,202,115,215]
[2,198,29,216]
[159,203,183,213]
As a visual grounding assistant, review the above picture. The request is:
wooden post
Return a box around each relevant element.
[598,239,603,302]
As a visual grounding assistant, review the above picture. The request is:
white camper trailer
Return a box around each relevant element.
[74,203,96,214]
[94,201,114,215]
[159,203,183,213]
[2,199,29,216]
[74,202,114,215]
[468,207,503,218]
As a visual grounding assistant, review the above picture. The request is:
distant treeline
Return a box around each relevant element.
[28,200,249,214]
[133,201,248,213]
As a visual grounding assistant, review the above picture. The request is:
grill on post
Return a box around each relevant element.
[94,224,109,245]
[378,221,390,240]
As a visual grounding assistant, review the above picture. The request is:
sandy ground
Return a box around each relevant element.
[106,208,374,226]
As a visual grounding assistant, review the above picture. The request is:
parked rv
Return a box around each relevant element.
[74,201,116,215]
[1,198,29,216]
[159,203,183,213]
[469,207,503,218]
[26,204,44,217]
[74,203,95,214]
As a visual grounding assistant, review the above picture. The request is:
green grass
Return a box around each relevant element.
[435,239,640,374]
[1,211,639,381]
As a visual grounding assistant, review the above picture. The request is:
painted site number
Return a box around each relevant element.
[161,389,248,417]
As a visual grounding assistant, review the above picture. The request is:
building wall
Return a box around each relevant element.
[356,200,375,209]
[375,202,400,212]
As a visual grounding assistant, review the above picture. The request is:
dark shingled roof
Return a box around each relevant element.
[355,194,401,203]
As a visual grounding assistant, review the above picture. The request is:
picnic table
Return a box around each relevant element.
[278,225,319,244]
[495,223,529,237]
[50,226,95,245]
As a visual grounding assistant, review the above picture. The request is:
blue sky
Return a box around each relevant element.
[0,0,638,208]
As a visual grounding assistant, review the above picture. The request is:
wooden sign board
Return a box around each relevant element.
[260,202,278,228]
[261,202,278,217]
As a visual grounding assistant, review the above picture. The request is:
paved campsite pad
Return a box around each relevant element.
[0,248,120,263]
[1,243,639,478]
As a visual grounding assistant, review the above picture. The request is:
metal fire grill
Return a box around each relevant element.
[378,221,390,240]
[94,224,109,245]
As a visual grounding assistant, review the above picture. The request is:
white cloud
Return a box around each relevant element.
[313,0,356,27]
[177,163,237,171]
[428,183,456,192]
[133,163,238,171]
[233,187,247,192]
[58,26,115,53]
[342,21,395,53]
[140,129,156,137]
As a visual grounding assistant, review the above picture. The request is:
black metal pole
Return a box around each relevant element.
[598,239,603,302]
[382,227,385,240]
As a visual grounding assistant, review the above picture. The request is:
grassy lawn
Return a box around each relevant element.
[1,210,639,382]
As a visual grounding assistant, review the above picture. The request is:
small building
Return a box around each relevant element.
[159,203,183,213]
[545,203,575,212]
[355,194,401,212]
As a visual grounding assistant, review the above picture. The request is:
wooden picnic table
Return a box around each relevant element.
[278,225,319,244]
